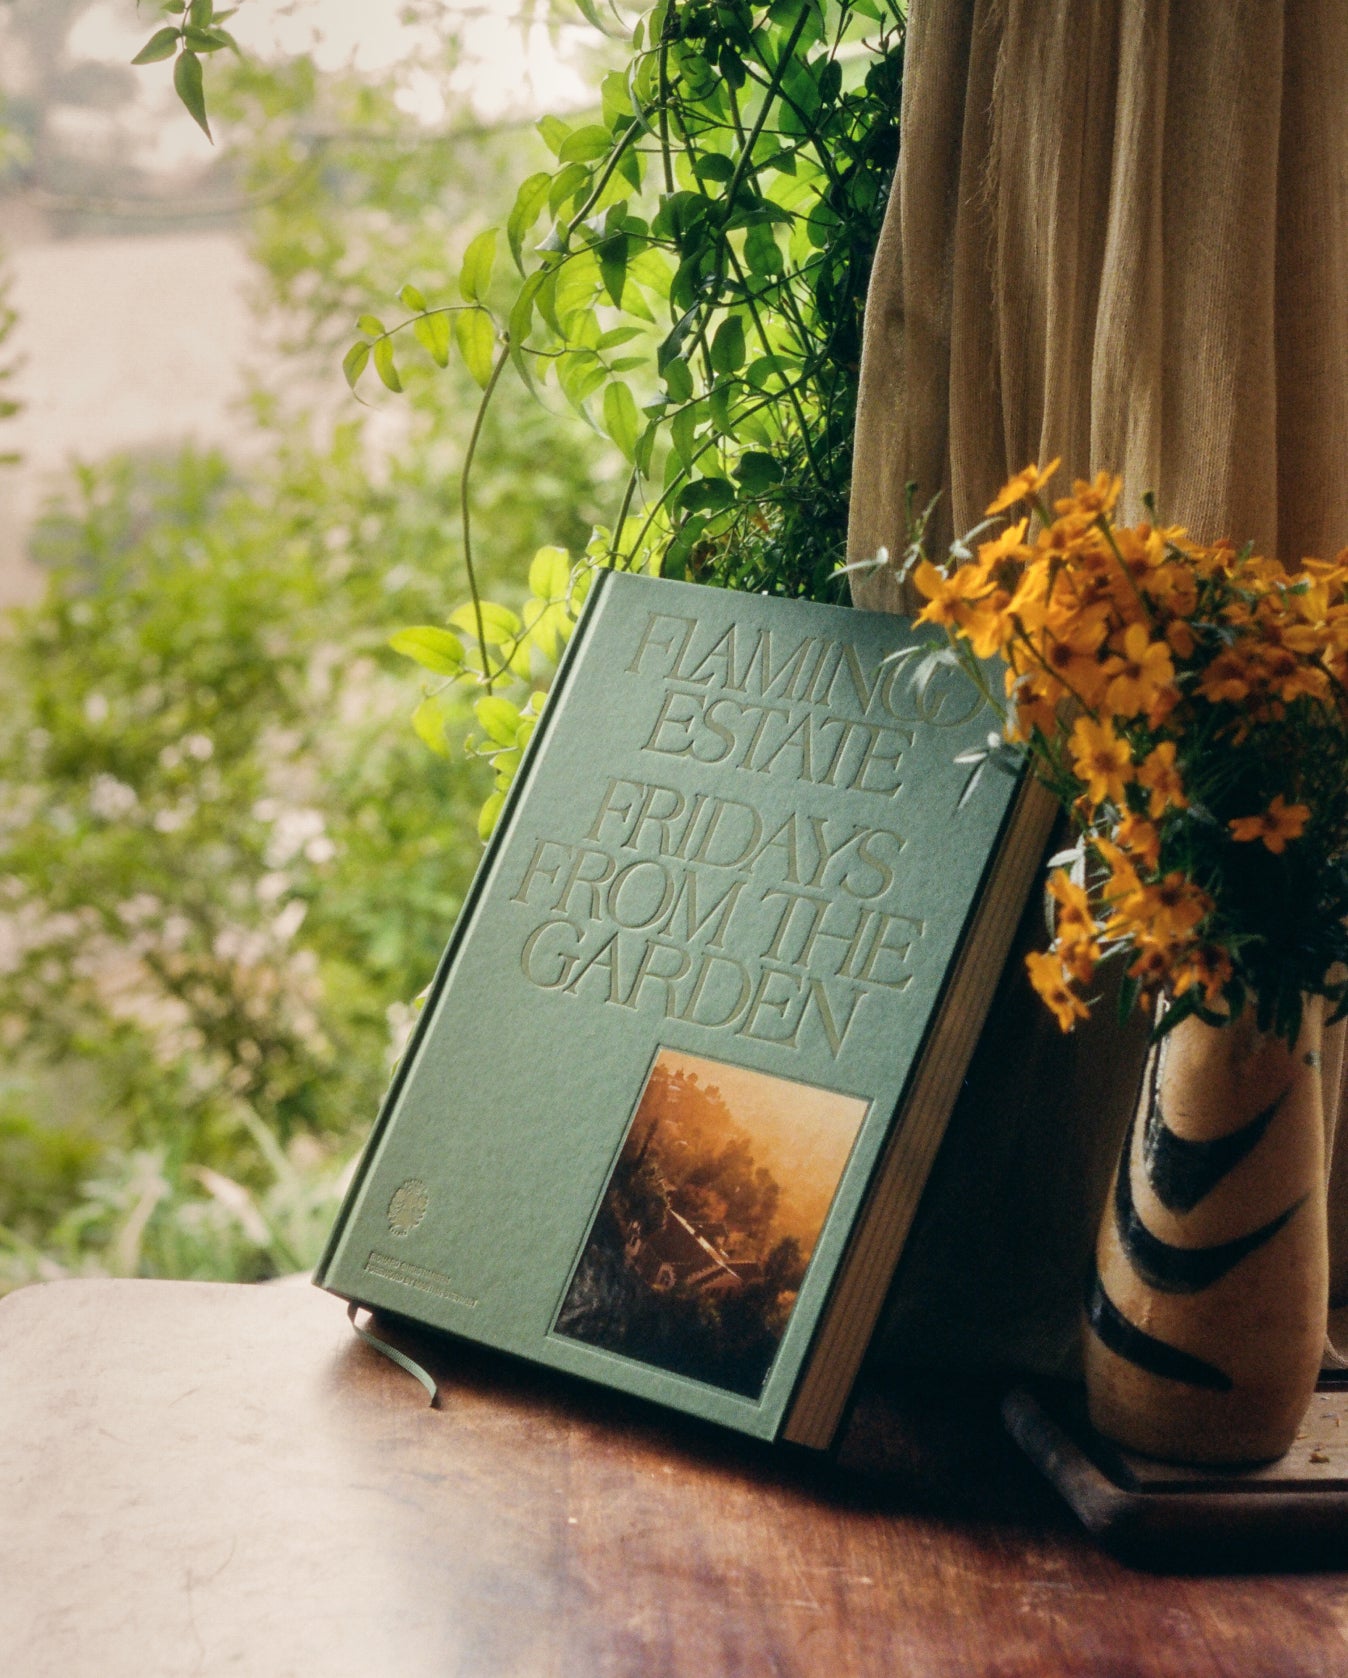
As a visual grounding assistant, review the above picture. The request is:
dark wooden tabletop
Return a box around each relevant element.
[1,1278,1345,1677]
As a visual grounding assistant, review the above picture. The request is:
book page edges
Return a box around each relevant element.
[781,776,1058,1448]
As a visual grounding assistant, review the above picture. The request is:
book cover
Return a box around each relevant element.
[315,570,1039,1443]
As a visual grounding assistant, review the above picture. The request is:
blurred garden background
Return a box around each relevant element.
[0,0,902,1288]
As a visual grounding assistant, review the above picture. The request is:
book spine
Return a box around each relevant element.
[780,775,1058,1448]
[313,567,615,1288]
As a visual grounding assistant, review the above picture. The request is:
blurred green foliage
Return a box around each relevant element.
[1,0,903,1287]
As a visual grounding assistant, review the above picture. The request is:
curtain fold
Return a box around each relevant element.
[852,0,1348,1375]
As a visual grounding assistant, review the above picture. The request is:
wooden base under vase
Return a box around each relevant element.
[1084,1000,1328,1466]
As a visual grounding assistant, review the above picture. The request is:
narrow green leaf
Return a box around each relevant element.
[453,308,496,388]
[188,0,213,25]
[459,228,498,304]
[173,49,211,141]
[131,27,180,64]
[389,626,464,674]
[357,313,384,338]
[602,381,640,461]
[341,341,369,391]
[411,310,451,368]
[373,336,402,393]
[399,282,427,311]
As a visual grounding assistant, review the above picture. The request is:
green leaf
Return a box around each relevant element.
[710,314,746,374]
[411,697,450,758]
[597,233,628,309]
[373,337,402,393]
[389,627,464,674]
[670,404,699,469]
[547,162,591,219]
[679,477,734,513]
[536,114,572,157]
[399,282,427,311]
[602,381,640,461]
[183,25,228,51]
[475,696,521,746]
[558,124,613,164]
[528,546,572,601]
[357,313,384,338]
[507,172,552,270]
[735,452,784,494]
[449,601,522,643]
[412,311,451,368]
[663,357,694,404]
[453,308,496,389]
[478,790,506,841]
[132,27,180,64]
[188,0,213,25]
[744,220,784,276]
[172,49,211,141]
[341,341,369,392]
[458,229,497,304]
[693,152,735,184]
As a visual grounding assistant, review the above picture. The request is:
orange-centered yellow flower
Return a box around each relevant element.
[1069,715,1133,808]
[1228,794,1311,854]
[987,458,1061,516]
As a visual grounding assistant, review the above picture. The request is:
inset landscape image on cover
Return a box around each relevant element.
[554,1048,868,1399]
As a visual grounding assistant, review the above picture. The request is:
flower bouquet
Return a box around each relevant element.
[900,461,1348,1047]
[892,462,1348,1462]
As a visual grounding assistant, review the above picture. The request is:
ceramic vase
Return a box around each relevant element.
[1084,999,1328,1465]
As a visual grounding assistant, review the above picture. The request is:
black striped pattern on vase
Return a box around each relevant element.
[1086,1047,1305,1393]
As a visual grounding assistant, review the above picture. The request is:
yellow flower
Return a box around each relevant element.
[1025,949,1090,1032]
[1053,471,1123,521]
[1102,623,1177,718]
[912,559,979,630]
[1069,715,1133,808]
[1172,943,1234,1009]
[987,458,1061,515]
[1228,794,1310,854]
[1108,873,1211,943]
[1136,741,1187,818]
[1198,647,1258,704]
[1115,812,1161,869]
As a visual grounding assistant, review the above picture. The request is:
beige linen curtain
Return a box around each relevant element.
[852,0,1348,1376]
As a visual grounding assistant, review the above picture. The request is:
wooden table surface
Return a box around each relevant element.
[1,1279,1347,1677]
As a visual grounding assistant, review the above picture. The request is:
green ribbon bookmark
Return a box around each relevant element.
[347,1301,440,1407]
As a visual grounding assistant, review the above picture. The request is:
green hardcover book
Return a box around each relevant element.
[315,571,1054,1447]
